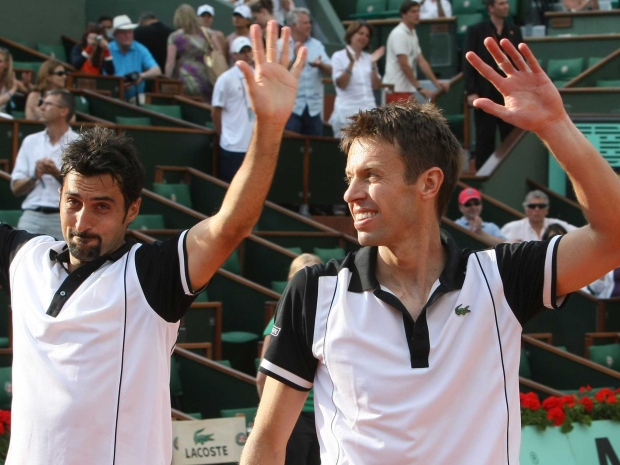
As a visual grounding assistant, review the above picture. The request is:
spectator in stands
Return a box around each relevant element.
[25,60,67,121]
[383,1,448,99]
[257,253,322,465]
[252,0,283,44]
[329,21,384,138]
[501,190,576,241]
[278,7,332,136]
[166,4,217,102]
[109,14,162,105]
[212,36,255,182]
[10,90,77,239]
[242,37,620,465]
[455,187,507,244]
[563,0,599,10]
[70,24,115,76]
[134,11,174,72]
[197,4,227,53]
[464,0,523,170]
[420,0,453,18]
[97,15,114,39]
[0,23,306,464]
[0,48,32,114]
[226,5,253,66]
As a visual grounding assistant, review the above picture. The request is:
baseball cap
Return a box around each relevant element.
[233,5,252,19]
[112,15,138,34]
[231,36,252,54]
[197,5,215,17]
[458,188,482,205]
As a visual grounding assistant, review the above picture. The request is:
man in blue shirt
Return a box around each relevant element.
[455,187,506,244]
[278,8,331,136]
[108,15,162,104]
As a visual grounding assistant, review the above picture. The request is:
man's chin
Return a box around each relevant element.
[68,244,102,262]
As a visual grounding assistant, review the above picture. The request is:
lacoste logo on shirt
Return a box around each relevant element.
[455,304,471,316]
[271,326,281,337]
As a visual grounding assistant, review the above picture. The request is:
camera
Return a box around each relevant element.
[124,72,141,83]
[95,35,103,43]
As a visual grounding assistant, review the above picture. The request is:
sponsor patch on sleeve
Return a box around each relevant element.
[271,326,281,337]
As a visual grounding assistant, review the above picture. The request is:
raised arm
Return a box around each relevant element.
[466,38,620,296]
[185,21,306,290]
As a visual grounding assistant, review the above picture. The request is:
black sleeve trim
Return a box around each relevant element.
[258,366,312,392]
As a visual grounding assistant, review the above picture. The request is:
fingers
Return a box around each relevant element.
[265,20,278,63]
[279,26,291,68]
[483,37,516,75]
[465,50,504,90]
[250,24,266,68]
[290,46,307,80]
[518,42,544,74]
[498,39,528,72]
[472,97,508,121]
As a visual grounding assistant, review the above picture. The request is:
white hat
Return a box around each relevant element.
[231,36,252,54]
[197,4,215,17]
[112,15,138,34]
[233,5,252,19]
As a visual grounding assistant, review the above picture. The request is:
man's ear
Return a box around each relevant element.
[125,198,142,225]
[418,167,444,201]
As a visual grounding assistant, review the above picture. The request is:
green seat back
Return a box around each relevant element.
[36,44,67,62]
[0,210,23,228]
[553,80,569,88]
[74,95,90,114]
[452,0,485,15]
[152,182,192,207]
[222,249,241,275]
[194,291,209,302]
[184,306,218,345]
[0,367,11,410]
[12,61,42,75]
[10,111,25,119]
[588,343,620,371]
[588,57,604,68]
[129,214,165,230]
[596,79,620,88]
[547,58,584,82]
[271,280,288,294]
[170,356,183,396]
[216,359,232,367]
[221,331,259,343]
[115,116,152,126]
[355,0,386,14]
[313,247,346,263]
[286,247,303,255]
[457,14,484,47]
[142,104,183,120]
[519,348,531,379]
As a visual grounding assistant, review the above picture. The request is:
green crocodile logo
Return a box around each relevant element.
[455,304,471,316]
[194,428,214,445]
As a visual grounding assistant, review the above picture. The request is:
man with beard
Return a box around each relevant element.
[0,21,306,465]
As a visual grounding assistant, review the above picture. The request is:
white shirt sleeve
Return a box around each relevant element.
[11,137,33,183]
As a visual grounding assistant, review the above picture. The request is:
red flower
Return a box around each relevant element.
[547,407,566,426]
[608,395,618,404]
[520,392,541,410]
[595,388,614,402]
[0,410,10,428]
[580,396,594,413]
[542,396,561,411]
[560,395,575,407]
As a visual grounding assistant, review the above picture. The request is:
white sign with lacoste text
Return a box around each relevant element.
[172,417,246,464]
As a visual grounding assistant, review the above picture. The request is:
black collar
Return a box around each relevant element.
[348,230,468,294]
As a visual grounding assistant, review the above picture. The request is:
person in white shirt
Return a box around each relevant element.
[329,21,384,138]
[212,36,255,182]
[10,89,78,239]
[501,190,577,242]
[419,0,453,18]
[383,0,448,98]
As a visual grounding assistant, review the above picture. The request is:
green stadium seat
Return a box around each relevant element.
[74,95,90,114]
[381,0,405,17]
[129,214,165,230]
[0,367,12,410]
[12,61,42,75]
[152,182,192,207]
[588,57,604,68]
[519,348,531,378]
[222,249,241,275]
[221,331,259,374]
[452,0,485,15]
[546,58,584,83]
[457,14,484,48]
[350,0,387,19]
[553,80,569,88]
[313,247,346,263]
[286,247,303,255]
[170,356,202,418]
[36,44,67,62]
[588,343,620,370]
[142,104,183,120]
[10,111,25,119]
[596,79,620,88]
[271,280,288,294]
[0,210,23,228]
[216,359,232,367]
[115,116,152,126]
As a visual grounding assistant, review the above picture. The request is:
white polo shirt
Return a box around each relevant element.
[501,217,577,242]
[1,226,201,465]
[420,0,453,19]
[11,128,79,210]
[260,232,566,465]
[383,22,422,93]
[212,65,255,153]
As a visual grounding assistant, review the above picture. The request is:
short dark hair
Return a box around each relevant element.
[60,127,145,212]
[251,0,274,14]
[400,0,421,15]
[97,15,113,23]
[484,0,499,7]
[340,101,463,219]
[138,11,157,23]
[46,89,75,122]
[542,223,567,240]
[344,21,373,47]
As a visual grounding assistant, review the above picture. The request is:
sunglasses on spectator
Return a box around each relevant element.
[526,203,548,209]
[463,199,481,207]
[49,70,67,76]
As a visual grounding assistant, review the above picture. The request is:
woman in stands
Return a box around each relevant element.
[69,23,115,76]
[0,48,32,115]
[165,4,219,102]
[329,21,384,138]
[24,60,67,120]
